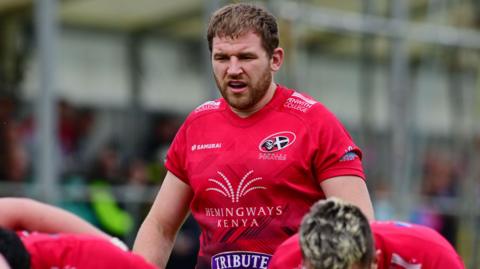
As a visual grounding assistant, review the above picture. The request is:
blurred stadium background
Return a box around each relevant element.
[0,0,479,268]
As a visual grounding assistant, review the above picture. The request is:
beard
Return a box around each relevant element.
[214,66,272,112]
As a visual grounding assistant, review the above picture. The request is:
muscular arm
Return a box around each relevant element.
[320,176,375,220]
[133,171,193,269]
[0,197,110,238]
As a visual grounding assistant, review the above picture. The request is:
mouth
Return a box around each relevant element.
[227,81,248,93]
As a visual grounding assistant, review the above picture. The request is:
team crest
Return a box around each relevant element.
[259,131,296,153]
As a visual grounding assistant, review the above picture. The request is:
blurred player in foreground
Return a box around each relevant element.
[134,3,374,268]
[268,198,465,269]
[0,197,157,269]
[0,254,9,269]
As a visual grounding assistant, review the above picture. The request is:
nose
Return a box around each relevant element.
[227,57,243,76]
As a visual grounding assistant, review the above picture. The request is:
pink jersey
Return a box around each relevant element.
[372,221,465,269]
[267,234,302,269]
[166,85,364,269]
[267,222,465,269]
[18,231,156,269]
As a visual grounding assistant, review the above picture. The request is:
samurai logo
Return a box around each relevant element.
[259,131,296,152]
[207,170,265,203]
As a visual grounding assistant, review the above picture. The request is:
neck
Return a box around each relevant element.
[231,82,277,118]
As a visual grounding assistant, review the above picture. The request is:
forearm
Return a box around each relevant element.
[133,217,175,269]
[0,198,110,238]
[321,176,375,221]
[133,172,193,268]
[345,182,375,221]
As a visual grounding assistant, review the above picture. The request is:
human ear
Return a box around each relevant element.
[270,47,284,72]
[370,249,381,269]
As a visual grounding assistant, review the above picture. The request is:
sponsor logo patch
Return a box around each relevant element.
[195,100,221,113]
[340,151,358,162]
[191,143,222,151]
[206,170,265,203]
[340,146,359,162]
[283,92,317,113]
[258,153,287,161]
[204,171,284,228]
[259,131,296,153]
[211,251,271,269]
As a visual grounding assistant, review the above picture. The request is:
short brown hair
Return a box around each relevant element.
[300,198,375,269]
[207,3,279,57]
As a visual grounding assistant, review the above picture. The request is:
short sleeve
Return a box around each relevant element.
[311,105,365,182]
[165,122,189,184]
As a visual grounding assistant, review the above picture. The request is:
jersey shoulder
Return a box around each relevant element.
[193,99,223,113]
[281,89,333,119]
[372,221,456,252]
[372,221,465,268]
[279,88,342,131]
[185,98,225,123]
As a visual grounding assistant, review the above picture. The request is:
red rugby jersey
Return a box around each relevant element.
[372,221,465,269]
[267,222,465,269]
[18,231,156,269]
[268,233,302,269]
[166,84,364,269]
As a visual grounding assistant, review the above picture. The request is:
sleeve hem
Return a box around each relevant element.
[318,167,365,183]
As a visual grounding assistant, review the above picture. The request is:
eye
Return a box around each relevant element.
[214,54,229,61]
[239,54,256,60]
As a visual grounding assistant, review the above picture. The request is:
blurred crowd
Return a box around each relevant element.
[0,95,199,268]
[371,141,480,249]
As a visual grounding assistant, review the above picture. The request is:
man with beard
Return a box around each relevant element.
[133,3,374,269]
